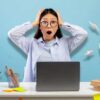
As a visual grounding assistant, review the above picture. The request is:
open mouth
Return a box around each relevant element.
[46,31,52,35]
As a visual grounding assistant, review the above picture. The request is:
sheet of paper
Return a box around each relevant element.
[93,94,100,100]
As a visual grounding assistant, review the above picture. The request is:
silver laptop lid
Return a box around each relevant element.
[36,62,80,91]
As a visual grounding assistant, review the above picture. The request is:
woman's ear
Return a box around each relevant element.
[57,24,59,30]
[39,25,42,31]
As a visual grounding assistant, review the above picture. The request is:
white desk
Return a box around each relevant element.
[0,82,100,100]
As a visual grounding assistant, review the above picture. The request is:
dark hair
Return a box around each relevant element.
[34,8,62,39]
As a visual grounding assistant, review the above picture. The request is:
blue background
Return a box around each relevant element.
[0,0,100,81]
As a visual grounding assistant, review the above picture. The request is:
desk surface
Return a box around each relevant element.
[0,82,100,97]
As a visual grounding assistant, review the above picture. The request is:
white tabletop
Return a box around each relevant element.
[0,82,100,97]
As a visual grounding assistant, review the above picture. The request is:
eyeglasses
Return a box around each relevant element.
[40,20,58,28]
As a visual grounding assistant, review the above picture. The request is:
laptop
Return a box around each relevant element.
[36,62,80,91]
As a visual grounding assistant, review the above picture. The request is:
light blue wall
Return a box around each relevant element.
[0,0,100,81]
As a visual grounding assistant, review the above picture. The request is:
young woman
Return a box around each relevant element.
[8,8,88,82]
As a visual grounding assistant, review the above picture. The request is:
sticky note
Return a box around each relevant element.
[13,87,26,92]
[94,94,100,100]
[3,89,15,92]
[3,87,26,92]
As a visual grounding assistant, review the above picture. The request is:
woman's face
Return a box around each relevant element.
[40,13,58,41]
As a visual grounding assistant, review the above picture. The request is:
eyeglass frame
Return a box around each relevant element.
[40,20,58,28]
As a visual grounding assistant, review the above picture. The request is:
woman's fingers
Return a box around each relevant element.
[36,9,44,23]
[38,9,44,15]
[57,11,63,25]
[32,9,44,27]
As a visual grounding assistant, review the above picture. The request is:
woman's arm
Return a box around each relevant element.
[61,23,88,54]
[8,21,35,55]
[57,12,88,54]
[8,9,43,55]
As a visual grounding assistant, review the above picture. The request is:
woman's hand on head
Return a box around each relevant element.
[32,9,44,27]
[57,11,63,26]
